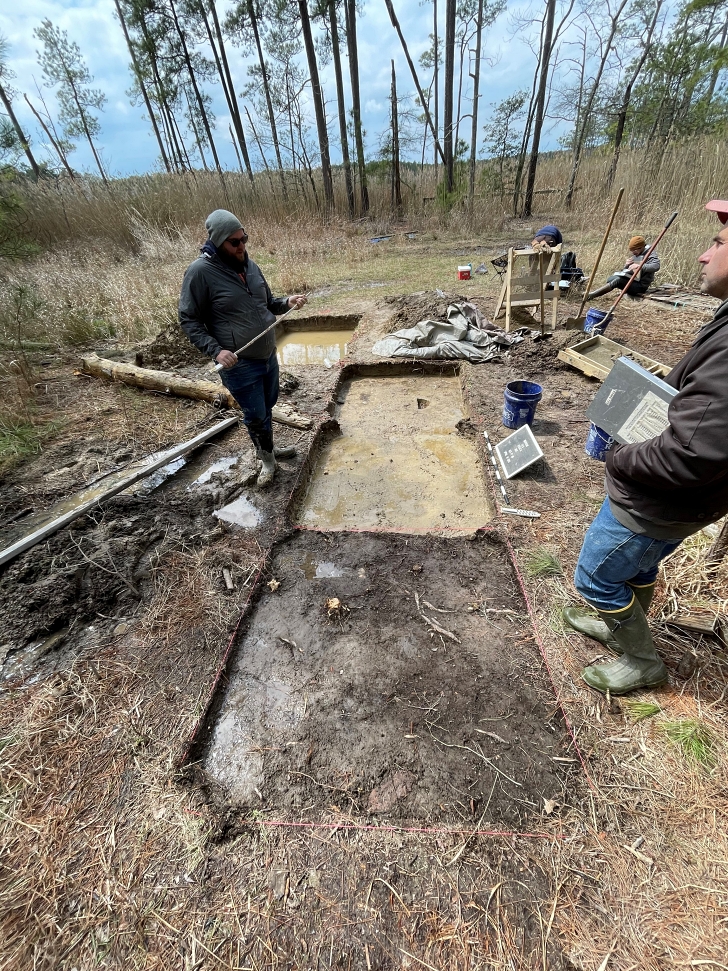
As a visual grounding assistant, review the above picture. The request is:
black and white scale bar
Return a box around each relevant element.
[482,431,510,505]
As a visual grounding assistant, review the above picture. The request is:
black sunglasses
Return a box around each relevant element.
[226,232,249,247]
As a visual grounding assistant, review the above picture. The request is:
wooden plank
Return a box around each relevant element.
[558,347,608,379]
[0,417,239,567]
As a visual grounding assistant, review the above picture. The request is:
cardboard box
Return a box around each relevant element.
[457,265,471,280]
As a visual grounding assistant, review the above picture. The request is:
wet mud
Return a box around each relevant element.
[202,530,572,825]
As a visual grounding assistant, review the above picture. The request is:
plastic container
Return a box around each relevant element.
[585,422,615,461]
[502,380,543,429]
[584,307,611,336]
[457,264,472,280]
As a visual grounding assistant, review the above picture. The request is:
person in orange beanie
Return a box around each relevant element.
[587,235,660,299]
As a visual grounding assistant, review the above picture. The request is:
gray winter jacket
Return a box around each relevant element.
[179,246,289,361]
[621,246,660,286]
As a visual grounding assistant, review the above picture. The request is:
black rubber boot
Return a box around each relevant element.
[581,598,667,695]
[563,583,655,654]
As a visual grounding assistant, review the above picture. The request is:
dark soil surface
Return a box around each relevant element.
[201,530,573,826]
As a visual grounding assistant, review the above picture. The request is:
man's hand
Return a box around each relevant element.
[288,293,308,310]
[215,349,239,369]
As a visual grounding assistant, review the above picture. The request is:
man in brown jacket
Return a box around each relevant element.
[564,209,728,695]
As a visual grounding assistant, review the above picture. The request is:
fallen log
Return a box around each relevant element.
[79,354,312,430]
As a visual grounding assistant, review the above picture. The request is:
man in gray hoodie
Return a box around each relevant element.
[179,210,306,487]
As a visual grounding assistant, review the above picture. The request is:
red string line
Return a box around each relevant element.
[181,809,567,841]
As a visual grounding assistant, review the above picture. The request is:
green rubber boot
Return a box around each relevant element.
[563,583,655,655]
[581,597,667,695]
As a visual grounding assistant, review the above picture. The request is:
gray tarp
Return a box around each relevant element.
[371,302,527,362]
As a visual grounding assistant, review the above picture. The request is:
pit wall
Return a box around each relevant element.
[178,357,511,775]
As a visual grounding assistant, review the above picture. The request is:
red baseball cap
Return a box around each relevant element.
[706,199,728,224]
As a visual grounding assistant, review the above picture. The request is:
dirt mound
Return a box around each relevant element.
[384,292,474,329]
[141,325,210,370]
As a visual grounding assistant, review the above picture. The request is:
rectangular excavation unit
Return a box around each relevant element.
[293,371,492,532]
[276,314,360,366]
[202,531,570,825]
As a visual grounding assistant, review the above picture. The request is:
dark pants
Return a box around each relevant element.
[607,274,650,297]
[219,351,279,453]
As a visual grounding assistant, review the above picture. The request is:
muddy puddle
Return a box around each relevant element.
[294,372,492,532]
[202,531,570,824]
[276,329,355,366]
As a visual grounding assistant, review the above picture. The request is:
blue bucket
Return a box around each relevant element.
[502,380,543,429]
[585,422,615,461]
[584,308,611,335]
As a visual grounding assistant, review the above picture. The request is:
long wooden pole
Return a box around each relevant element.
[0,417,239,567]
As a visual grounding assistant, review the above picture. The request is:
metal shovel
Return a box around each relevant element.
[563,187,624,329]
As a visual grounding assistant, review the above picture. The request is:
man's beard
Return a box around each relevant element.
[219,248,247,272]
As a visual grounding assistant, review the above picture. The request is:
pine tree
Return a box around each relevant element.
[34,19,108,183]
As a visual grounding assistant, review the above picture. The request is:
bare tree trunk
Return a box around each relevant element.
[705,10,728,106]
[384,0,445,166]
[443,0,456,193]
[434,0,439,185]
[564,0,629,208]
[245,106,275,192]
[329,0,355,216]
[345,0,369,213]
[512,41,541,215]
[137,10,183,172]
[169,0,227,194]
[468,0,484,216]
[203,0,254,182]
[246,0,287,199]
[24,94,75,179]
[391,60,402,211]
[523,0,556,218]
[185,86,209,170]
[299,0,334,212]
[606,0,662,190]
[0,83,41,178]
[114,0,171,173]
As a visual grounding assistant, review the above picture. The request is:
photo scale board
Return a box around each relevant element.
[495,425,544,480]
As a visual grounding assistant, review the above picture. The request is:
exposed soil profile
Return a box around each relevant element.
[201,529,573,825]
[294,371,493,532]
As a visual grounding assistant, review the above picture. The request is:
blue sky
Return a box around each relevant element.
[0,0,657,177]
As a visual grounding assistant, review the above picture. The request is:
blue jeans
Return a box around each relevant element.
[219,352,279,452]
[574,499,682,611]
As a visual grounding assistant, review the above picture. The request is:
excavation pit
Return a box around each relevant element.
[201,531,571,824]
[293,370,492,532]
[276,314,360,366]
